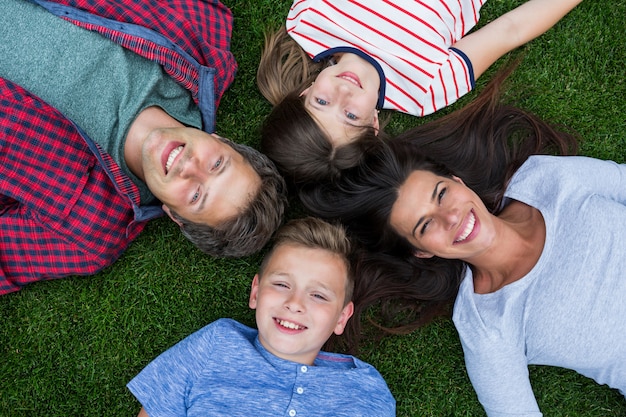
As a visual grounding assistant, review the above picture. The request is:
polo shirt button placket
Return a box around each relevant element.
[291,365,307,416]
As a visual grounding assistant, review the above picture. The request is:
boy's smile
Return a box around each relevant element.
[249,243,354,365]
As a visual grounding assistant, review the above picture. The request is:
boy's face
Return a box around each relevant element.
[249,243,354,365]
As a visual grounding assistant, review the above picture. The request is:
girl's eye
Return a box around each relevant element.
[346,112,357,120]
[191,190,200,204]
[316,98,328,106]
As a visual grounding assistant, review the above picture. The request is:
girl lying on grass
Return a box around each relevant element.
[257,0,582,187]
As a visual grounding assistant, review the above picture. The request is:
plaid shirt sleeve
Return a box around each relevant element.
[0,77,146,295]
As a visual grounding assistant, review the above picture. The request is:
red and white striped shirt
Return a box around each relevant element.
[287,0,486,117]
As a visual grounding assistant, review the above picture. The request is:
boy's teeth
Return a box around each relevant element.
[166,145,183,172]
[278,319,305,330]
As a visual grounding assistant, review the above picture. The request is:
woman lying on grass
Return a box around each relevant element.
[300,68,626,416]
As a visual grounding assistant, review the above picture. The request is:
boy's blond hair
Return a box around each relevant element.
[259,217,354,305]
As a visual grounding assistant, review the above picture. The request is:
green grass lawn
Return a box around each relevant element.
[1,1,625,415]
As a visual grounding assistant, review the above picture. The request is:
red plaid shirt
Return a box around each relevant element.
[0,0,237,294]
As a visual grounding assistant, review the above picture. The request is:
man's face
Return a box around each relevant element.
[249,243,354,365]
[141,127,261,226]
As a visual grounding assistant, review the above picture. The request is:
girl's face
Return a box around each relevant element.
[389,170,497,261]
[301,53,380,147]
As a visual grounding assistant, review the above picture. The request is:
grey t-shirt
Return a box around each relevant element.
[453,155,626,416]
[0,0,202,204]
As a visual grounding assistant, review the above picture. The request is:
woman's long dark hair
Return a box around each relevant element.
[311,64,579,353]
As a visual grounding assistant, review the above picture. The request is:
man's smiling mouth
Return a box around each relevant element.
[165,145,184,173]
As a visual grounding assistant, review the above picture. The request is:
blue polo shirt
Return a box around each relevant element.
[127,318,396,417]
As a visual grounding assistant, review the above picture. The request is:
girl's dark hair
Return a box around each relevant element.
[257,27,392,189]
[260,91,384,189]
[307,64,579,353]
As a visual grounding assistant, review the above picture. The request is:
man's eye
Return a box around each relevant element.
[191,190,200,204]
[214,157,223,169]
[346,111,357,120]
[316,98,328,106]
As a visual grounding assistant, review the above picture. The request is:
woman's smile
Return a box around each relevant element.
[454,209,477,244]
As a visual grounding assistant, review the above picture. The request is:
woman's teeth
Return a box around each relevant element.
[456,211,476,243]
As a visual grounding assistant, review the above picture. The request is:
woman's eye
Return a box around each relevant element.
[420,219,432,235]
[316,98,328,106]
[346,112,357,120]
[438,187,446,203]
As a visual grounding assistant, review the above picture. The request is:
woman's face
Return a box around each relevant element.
[389,170,496,261]
[301,53,380,147]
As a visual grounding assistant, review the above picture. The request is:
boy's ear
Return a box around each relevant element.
[162,204,183,227]
[414,249,434,259]
[333,301,354,336]
[249,274,260,309]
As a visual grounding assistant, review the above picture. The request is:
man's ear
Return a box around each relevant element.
[414,249,434,259]
[162,204,183,227]
[249,274,260,309]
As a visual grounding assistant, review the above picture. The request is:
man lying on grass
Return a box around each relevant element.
[0,0,286,295]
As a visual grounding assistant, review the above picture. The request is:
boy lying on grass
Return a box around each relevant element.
[127,217,395,416]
